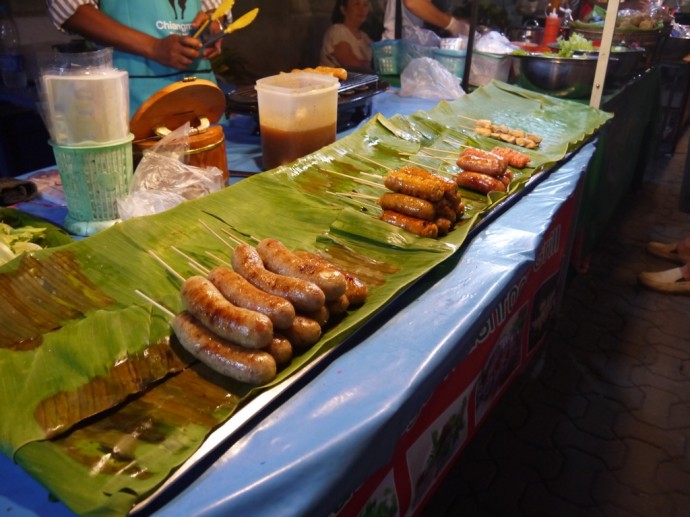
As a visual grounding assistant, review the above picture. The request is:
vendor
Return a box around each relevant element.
[320,0,375,73]
[381,0,469,40]
[46,0,228,115]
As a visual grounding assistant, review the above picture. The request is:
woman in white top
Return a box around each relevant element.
[320,0,374,73]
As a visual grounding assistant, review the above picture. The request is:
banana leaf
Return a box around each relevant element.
[0,82,612,515]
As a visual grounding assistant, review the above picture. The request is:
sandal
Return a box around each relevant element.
[638,267,690,295]
[646,241,686,265]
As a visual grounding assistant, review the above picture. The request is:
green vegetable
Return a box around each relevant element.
[556,34,594,57]
[0,222,47,265]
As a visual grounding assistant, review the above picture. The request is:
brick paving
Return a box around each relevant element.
[421,128,690,517]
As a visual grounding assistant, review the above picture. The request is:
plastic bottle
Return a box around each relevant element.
[559,6,573,40]
[0,4,27,88]
[543,9,560,47]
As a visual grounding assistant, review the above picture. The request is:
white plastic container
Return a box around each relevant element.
[469,51,513,86]
[255,72,339,170]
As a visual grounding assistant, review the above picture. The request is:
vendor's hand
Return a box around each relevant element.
[191,11,222,60]
[445,17,469,37]
[152,34,203,70]
[202,20,223,60]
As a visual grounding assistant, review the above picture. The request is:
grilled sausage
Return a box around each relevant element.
[173,311,277,385]
[491,146,531,169]
[283,315,322,349]
[383,171,445,202]
[180,276,273,349]
[207,267,295,330]
[232,243,326,313]
[435,217,453,237]
[397,165,459,202]
[256,238,346,302]
[302,305,330,327]
[380,210,439,238]
[326,294,350,315]
[294,250,368,306]
[516,138,538,150]
[456,152,507,177]
[526,132,542,144]
[378,192,436,221]
[264,335,293,365]
[455,171,507,194]
[460,147,507,168]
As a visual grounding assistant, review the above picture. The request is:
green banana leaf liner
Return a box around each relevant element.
[0,81,612,516]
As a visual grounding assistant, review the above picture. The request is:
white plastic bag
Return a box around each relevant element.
[117,122,224,220]
[399,57,465,100]
[475,31,518,54]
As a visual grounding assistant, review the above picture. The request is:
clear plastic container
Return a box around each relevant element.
[255,72,339,170]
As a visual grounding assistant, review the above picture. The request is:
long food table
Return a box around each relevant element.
[1,82,610,516]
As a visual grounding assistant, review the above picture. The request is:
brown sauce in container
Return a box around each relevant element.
[260,123,336,170]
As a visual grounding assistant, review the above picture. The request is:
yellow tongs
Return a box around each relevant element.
[200,8,259,49]
[193,0,235,39]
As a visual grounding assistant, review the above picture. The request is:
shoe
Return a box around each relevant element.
[646,241,686,265]
[638,267,690,295]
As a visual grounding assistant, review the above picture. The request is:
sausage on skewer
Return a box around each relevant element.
[173,311,277,385]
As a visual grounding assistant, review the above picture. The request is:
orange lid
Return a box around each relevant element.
[129,77,226,140]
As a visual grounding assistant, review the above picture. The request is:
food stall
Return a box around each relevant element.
[0,77,612,516]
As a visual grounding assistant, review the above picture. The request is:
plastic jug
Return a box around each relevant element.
[255,72,339,170]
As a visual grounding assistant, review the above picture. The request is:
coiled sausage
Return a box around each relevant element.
[232,243,326,313]
[207,267,295,330]
[256,238,347,302]
[180,275,273,349]
[173,311,277,386]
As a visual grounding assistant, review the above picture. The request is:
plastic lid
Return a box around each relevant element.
[255,72,339,96]
[129,78,225,139]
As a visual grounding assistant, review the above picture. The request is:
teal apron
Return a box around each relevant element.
[100,0,217,117]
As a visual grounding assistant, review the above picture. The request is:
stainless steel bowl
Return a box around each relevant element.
[511,54,599,99]
[605,46,645,86]
[545,44,645,88]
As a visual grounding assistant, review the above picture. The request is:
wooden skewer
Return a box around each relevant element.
[352,153,393,171]
[327,191,380,214]
[134,289,176,320]
[220,227,255,246]
[420,146,460,155]
[147,250,185,283]
[331,191,379,201]
[198,219,237,249]
[359,171,386,182]
[205,251,232,268]
[400,156,454,175]
[320,168,386,189]
[171,246,209,276]
[458,114,480,123]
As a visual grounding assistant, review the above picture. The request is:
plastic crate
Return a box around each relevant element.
[433,48,467,78]
[469,51,513,86]
[371,40,400,75]
[399,40,436,71]
[372,39,438,76]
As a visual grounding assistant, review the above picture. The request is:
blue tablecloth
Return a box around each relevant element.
[0,88,596,516]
